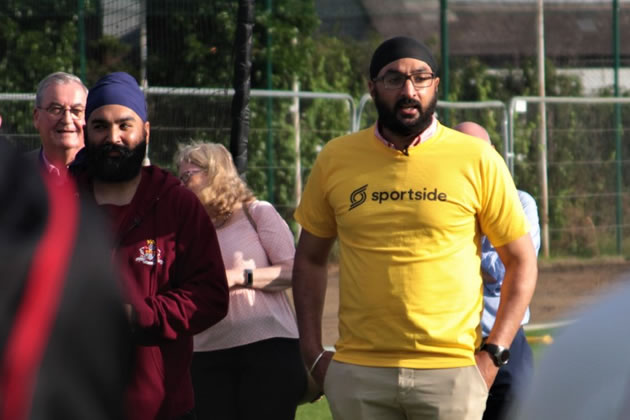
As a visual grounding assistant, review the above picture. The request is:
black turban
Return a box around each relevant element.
[369,36,438,79]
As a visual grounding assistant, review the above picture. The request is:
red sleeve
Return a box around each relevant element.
[131,187,229,340]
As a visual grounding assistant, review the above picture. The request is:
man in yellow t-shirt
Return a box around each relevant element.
[292,36,538,420]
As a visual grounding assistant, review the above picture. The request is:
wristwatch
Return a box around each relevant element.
[243,268,253,287]
[480,342,510,367]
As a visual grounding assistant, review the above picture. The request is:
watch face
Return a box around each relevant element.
[482,343,510,366]
[498,348,510,364]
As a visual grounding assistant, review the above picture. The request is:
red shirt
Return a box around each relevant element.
[77,166,229,419]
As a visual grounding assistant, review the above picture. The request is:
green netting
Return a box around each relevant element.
[2,0,630,255]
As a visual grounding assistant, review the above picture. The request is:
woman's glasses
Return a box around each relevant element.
[179,169,204,184]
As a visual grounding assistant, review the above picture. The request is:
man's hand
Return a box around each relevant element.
[475,350,500,389]
[308,350,334,389]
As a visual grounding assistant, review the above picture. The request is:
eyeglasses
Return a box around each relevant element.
[179,169,204,184]
[38,104,85,119]
[373,71,436,90]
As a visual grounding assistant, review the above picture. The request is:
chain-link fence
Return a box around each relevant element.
[146,88,355,225]
[0,88,355,231]
[510,96,630,258]
[3,0,630,258]
[5,87,630,258]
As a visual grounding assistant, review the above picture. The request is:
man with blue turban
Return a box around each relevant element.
[71,72,229,420]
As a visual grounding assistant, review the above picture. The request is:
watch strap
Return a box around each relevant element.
[480,342,510,367]
[243,268,253,287]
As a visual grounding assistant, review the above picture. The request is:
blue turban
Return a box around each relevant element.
[86,72,147,122]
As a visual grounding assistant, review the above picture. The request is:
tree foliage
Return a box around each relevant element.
[0,0,626,255]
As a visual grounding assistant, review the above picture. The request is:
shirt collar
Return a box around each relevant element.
[40,148,66,179]
[374,116,438,151]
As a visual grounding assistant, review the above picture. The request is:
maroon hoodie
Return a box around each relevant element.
[77,165,229,419]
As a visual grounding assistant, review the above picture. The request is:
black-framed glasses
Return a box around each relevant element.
[373,71,436,90]
[38,104,85,119]
[179,169,204,184]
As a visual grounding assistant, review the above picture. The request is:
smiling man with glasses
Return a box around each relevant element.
[292,36,537,420]
[29,72,88,180]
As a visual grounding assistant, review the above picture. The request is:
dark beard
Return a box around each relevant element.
[374,90,437,137]
[85,136,147,183]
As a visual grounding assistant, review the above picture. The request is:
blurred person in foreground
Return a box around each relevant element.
[176,142,306,420]
[0,131,132,419]
[455,121,541,420]
[510,278,630,420]
[29,72,88,183]
[70,72,229,420]
[292,36,538,420]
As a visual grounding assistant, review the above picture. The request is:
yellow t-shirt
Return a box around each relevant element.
[294,123,529,369]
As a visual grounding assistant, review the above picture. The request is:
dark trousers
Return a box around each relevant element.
[191,337,306,420]
[483,327,534,420]
[176,410,196,420]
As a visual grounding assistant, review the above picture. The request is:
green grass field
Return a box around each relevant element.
[295,329,559,420]
[296,398,332,420]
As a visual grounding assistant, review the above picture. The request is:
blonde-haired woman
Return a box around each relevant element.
[175,142,306,420]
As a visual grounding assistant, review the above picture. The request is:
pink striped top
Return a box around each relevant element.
[193,200,299,352]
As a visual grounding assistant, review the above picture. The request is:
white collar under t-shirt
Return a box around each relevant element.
[374,115,438,151]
